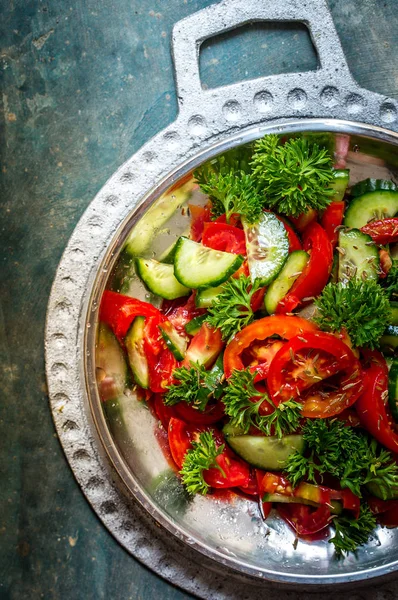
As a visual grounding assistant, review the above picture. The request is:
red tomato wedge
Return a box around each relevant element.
[100,290,161,342]
[202,222,246,255]
[183,322,224,369]
[276,222,333,314]
[277,503,333,536]
[267,331,363,417]
[189,203,211,242]
[321,201,345,248]
[355,350,398,453]
[361,217,398,245]
[223,315,317,379]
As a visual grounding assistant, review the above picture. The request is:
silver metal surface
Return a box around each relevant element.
[45,0,398,595]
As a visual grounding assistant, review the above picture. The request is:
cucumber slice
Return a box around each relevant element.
[264,250,309,314]
[243,212,289,285]
[135,258,190,300]
[338,229,379,282]
[344,190,398,229]
[350,178,397,198]
[366,479,398,501]
[223,424,304,470]
[96,323,129,401]
[390,301,398,326]
[124,185,191,256]
[125,317,149,388]
[185,314,207,336]
[195,285,224,308]
[388,359,398,422]
[158,241,178,264]
[173,237,244,289]
[330,169,350,201]
[380,325,398,355]
[159,321,188,360]
[262,493,342,515]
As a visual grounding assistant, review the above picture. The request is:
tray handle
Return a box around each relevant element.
[172,0,353,108]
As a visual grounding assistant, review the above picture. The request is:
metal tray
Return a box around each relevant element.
[45,0,398,595]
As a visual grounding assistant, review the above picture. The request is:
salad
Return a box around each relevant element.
[96,134,398,557]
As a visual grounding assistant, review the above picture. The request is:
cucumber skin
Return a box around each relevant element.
[96,323,130,400]
[173,237,244,289]
[330,169,350,201]
[350,178,397,198]
[390,302,398,326]
[195,285,224,308]
[135,258,190,300]
[223,427,305,470]
[380,325,398,355]
[264,250,309,314]
[159,322,187,361]
[344,190,398,229]
[338,229,379,283]
[185,314,207,335]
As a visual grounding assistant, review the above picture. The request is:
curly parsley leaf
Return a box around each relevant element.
[330,504,376,557]
[205,276,263,341]
[250,135,335,217]
[381,261,398,301]
[180,431,225,495]
[284,419,398,497]
[164,361,223,411]
[314,278,391,348]
[223,368,302,438]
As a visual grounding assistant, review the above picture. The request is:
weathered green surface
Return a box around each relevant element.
[1,0,398,598]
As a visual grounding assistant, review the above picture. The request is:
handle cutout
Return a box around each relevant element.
[199,22,319,90]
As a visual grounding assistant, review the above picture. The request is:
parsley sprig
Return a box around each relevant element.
[382,261,398,301]
[330,504,376,557]
[284,419,398,497]
[180,431,225,495]
[223,369,302,438]
[314,278,391,348]
[251,135,335,217]
[164,361,223,411]
[205,276,262,341]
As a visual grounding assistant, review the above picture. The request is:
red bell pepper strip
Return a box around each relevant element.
[267,331,363,417]
[276,222,333,314]
[99,290,161,342]
[355,350,398,453]
[202,222,246,255]
[223,315,317,379]
[361,217,398,246]
[321,201,345,248]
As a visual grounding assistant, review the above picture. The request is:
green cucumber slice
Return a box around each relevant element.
[223,424,304,470]
[380,325,398,355]
[135,258,190,300]
[184,314,207,336]
[338,229,379,282]
[264,250,309,314]
[350,178,397,198]
[173,237,244,289]
[159,321,188,361]
[243,212,289,285]
[390,301,398,326]
[344,190,398,229]
[125,316,149,388]
[388,359,398,422]
[96,323,129,401]
[330,169,350,201]
[262,493,343,514]
[195,285,224,308]
[124,185,190,256]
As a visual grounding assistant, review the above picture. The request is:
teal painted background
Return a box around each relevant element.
[1,1,398,598]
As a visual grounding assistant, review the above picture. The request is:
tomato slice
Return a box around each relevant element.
[267,331,363,417]
[100,290,161,342]
[153,394,179,429]
[167,418,207,468]
[379,248,393,279]
[204,451,250,489]
[223,315,317,379]
[361,217,398,245]
[183,322,224,369]
[276,222,333,314]
[290,208,318,232]
[189,203,211,242]
[355,350,398,453]
[277,503,333,536]
[175,400,225,425]
[143,315,177,393]
[321,201,345,248]
[162,293,205,333]
[255,469,273,519]
[368,497,398,527]
[238,469,259,497]
[202,222,246,255]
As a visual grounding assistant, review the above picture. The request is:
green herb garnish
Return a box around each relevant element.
[251,135,335,216]
[205,276,262,341]
[382,261,398,301]
[330,504,376,556]
[164,362,222,411]
[223,368,302,438]
[284,419,398,497]
[314,278,391,348]
[180,431,225,495]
